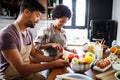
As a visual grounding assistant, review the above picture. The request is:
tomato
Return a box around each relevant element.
[68,54,74,62]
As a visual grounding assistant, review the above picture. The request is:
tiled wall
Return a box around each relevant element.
[0,19,14,29]
[28,20,53,39]
[0,19,53,39]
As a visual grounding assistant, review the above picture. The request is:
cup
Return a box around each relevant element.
[94,44,103,59]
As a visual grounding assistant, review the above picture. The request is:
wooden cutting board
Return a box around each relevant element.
[95,69,116,80]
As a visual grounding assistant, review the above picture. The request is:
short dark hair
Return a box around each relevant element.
[20,0,45,13]
[52,4,71,20]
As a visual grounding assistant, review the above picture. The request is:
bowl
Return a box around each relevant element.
[70,63,90,73]
[114,71,120,80]
[112,64,120,71]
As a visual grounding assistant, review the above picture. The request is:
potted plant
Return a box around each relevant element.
[51,0,56,7]
[51,0,56,3]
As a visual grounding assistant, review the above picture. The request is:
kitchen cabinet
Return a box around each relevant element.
[1,0,47,19]
[1,0,22,18]
[47,0,61,20]
[1,0,61,20]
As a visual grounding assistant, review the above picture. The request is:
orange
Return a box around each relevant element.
[110,46,118,53]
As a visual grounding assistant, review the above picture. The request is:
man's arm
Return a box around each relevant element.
[30,43,55,62]
[2,48,54,75]
[2,48,69,76]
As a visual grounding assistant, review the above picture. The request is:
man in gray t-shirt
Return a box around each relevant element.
[0,0,69,80]
[0,24,32,73]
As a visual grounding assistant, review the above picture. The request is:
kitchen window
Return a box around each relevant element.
[63,0,87,29]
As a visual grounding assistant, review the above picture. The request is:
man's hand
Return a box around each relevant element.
[55,53,64,60]
[52,59,69,68]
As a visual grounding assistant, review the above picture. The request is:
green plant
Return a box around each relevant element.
[51,0,56,3]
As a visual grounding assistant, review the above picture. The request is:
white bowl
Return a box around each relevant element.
[112,64,120,71]
[70,63,90,73]
[114,71,120,80]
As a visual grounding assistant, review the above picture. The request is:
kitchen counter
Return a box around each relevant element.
[47,48,115,80]
[0,16,15,20]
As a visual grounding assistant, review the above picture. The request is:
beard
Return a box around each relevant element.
[28,24,35,28]
[26,20,35,28]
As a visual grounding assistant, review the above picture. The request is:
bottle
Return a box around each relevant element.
[112,40,117,47]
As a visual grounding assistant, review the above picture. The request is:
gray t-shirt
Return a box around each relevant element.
[0,24,32,73]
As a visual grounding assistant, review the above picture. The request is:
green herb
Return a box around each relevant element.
[51,0,56,3]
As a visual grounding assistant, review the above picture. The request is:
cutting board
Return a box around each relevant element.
[95,69,116,80]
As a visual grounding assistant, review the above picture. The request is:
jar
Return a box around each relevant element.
[112,40,117,47]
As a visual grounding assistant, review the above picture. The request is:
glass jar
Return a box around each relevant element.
[112,40,117,47]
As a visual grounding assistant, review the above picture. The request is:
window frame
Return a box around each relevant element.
[63,0,88,29]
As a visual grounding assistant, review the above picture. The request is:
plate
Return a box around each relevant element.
[93,63,111,72]
[112,64,120,71]
[55,73,93,80]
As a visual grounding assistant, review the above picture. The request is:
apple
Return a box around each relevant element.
[84,52,95,64]
[71,57,79,64]
[68,54,75,62]
[80,53,85,58]
[62,53,69,61]
[74,54,80,59]
[58,47,64,52]
[78,57,87,64]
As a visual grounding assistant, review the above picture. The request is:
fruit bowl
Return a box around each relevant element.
[70,63,90,73]
[62,51,95,73]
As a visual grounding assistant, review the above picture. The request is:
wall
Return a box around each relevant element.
[112,0,120,41]
[0,19,53,39]
[28,20,53,39]
[89,0,113,20]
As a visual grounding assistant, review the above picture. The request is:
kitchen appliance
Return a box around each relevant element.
[90,20,117,47]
